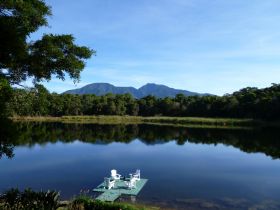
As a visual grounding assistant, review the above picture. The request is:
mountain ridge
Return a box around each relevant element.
[63,83,210,98]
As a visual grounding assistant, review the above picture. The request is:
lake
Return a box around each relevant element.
[1,122,280,210]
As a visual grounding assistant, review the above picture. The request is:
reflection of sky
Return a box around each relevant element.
[1,139,280,202]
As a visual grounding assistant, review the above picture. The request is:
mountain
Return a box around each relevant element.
[64,83,138,96]
[137,83,203,98]
[63,83,210,98]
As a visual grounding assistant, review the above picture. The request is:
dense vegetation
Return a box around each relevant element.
[0,188,150,210]
[7,83,280,120]
[0,0,93,119]
[0,188,59,210]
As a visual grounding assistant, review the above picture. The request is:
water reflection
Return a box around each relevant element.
[1,122,280,209]
[0,119,16,159]
[2,121,280,159]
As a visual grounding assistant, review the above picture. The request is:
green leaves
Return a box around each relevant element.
[0,0,51,33]
[28,34,95,82]
[0,0,51,83]
[0,0,94,118]
[0,0,94,85]
[0,78,12,118]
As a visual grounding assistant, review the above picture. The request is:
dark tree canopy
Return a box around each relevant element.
[7,83,280,120]
[0,77,12,118]
[0,0,94,85]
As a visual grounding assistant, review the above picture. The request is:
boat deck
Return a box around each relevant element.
[93,179,148,202]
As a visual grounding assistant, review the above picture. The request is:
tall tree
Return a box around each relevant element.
[32,84,50,116]
[0,77,12,118]
[0,0,94,84]
[0,0,94,115]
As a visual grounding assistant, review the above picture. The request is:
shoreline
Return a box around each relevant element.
[10,115,277,128]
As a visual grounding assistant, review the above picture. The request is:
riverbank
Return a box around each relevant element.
[10,115,276,128]
[0,188,159,210]
[57,197,160,210]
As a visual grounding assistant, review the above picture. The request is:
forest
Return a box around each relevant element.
[6,83,280,120]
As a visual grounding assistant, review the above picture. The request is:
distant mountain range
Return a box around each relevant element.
[63,83,210,98]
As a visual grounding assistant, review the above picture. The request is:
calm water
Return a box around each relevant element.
[1,122,280,209]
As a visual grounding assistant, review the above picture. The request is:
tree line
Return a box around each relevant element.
[7,83,280,120]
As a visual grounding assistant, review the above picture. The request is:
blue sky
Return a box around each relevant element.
[27,0,280,95]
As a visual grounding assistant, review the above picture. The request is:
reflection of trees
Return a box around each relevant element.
[181,128,280,159]
[4,122,280,159]
[0,143,14,159]
[0,119,18,159]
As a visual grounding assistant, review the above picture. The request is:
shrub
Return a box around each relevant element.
[0,188,60,210]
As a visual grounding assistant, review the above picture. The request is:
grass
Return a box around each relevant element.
[10,115,270,128]
[142,116,258,126]
[0,190,158,210]
[57,196,159,210]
